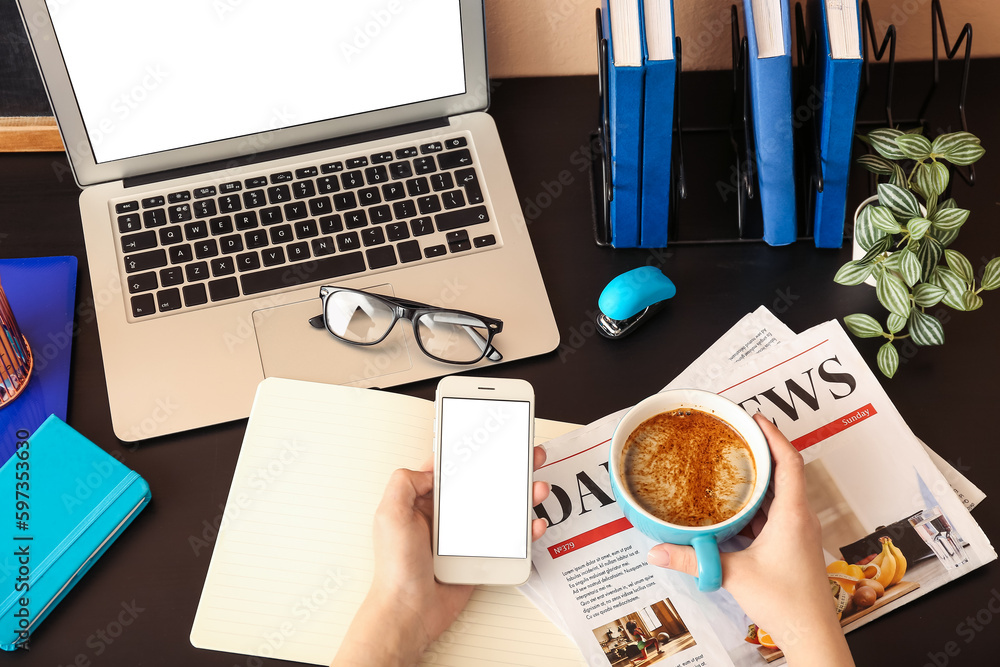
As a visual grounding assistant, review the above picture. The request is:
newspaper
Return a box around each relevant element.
[523,310,996,667]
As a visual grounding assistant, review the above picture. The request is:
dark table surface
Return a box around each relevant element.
[2,65,999,667]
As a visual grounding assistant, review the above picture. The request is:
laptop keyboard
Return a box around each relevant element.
[111,135,500,320]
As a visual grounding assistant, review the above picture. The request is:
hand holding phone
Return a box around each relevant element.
[432,376,535,585]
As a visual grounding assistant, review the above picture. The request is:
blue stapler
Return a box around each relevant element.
[596,267,676,339]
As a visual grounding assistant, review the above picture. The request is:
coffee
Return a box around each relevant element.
[620,408,756,527]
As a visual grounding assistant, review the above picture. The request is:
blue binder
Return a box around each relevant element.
[811,0,862,248]
[638,0,677,248]
[743,0,798,246]
[603,0,644,248]
[0,416,151,650]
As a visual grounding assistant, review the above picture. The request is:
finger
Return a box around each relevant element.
[532,480,550,505]
[753,414,807,503]
[533,445,547,471]
[384,468,434,504]
[418,455,434,472]
[647,543,699,578]
[531,517,548,542]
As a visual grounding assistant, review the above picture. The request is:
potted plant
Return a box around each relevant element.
[834,127,998,378]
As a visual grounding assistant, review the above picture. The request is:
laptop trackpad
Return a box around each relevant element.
[252,292,414,386]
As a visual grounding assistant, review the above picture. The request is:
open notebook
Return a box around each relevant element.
[190,378,587,666]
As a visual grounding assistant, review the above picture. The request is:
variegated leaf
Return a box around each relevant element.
[909,309,945,346]
[896,134,932,160]
[931,131,978,155]
[913,161,949,198]
[853,205,885,251]
[833,261,873,286]
[882,251,902,272]
[939,197,957,209]
[898,250,922,286]
[887,313,907,334]
[858,236,892,265]
[982,257,1000,291]
[868,128,906,160]
[944,249,975,283]
[877,342,899,378]
[876,271,912,318]
[878,183,920,219]
[930,207,970,231]
[934,266,968,296]
[870,205,901,233]
[907,217,933,241]
[889,163,907,189]
[844,313,884,338]
[963,290,984,311]
[912,283,948,308]
[916,236,944,282]
[930,226,960,248]
[856,154,894,175]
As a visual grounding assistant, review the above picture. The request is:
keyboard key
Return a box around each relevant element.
[270,171,293,184]
[245,229,269,249]
[235,211,259,230]
[397,240,421,263]
[362,227,386,246]
[141,195,165,208]
[212,257,236,277]
[183,283,208,307]
[118,213,142,233]
[424,244,447,258]
[240,252,366,295]
[194,239,219,259]
[333,192,357,211]
[269,224,293,244]
[346,157,368,169]
[445,137,468,149]
[260,207,284,225]
[293,180,316,199]
[447,235,471,253]
[336,232,360,252]
[219,194,242,213]
[386,222,410,241]
[143,208,167,228]
[220,181,242,193]
[185,262,209,282]
[371,151,393,164]
[194,186,217,199]
[124,249,167,273]
[420,141,443,154]
[382,182,406,201]
[157,288,182,312]
[237,252,261,272]
[393,200,417,219]
[312,237,336,256]
[209,277,240,301]
[366,245,397,270]
[267,184,291,204]
[295,166,319,179]
[417,195,441,215]
[414,157,436,174]
[320,215,343,234]
[342,171,364,189]
[295,220,318,238]
[121,230,157,252]
[261,247,286,267]
[438,149,473,170]
[308,196,332,216]
[473,234,497,248]
[220,235,244,254]
[168,191,191,203]
[283,201,308,221]
[455,168,484,204]
[317,176,340,194]
[390,162,413,180]
[168,244,193,264]
[431,173,455,191]
[287,242,310,261]
[410,217,433,236]
[184,221,209,240]
[210,216,234,235]
[127,271,157,294]
[406,177,430,197]
[446,230,470,244]
[159,266,184,287]
[159,226,184,245]
[395,146,418,159]
[442,190,466,210]
[364,165,388,185]
[358,187,381,206]
[116,201,139,214]
[243,189,266,208]
[345,210,368,229]
[320,161,343,173]
[130,293,155,317]
[245,176,268,188]
[169,204,193,223]
[369,205,392,225]
[436,205,489,231]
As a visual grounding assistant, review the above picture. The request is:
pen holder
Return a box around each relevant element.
[0,274,33,408]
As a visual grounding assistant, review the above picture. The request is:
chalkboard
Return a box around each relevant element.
[0,0,51,117]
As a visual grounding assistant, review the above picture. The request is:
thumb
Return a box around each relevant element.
[647,543,699,577]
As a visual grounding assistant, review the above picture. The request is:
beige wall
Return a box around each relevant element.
[485,0,999,77]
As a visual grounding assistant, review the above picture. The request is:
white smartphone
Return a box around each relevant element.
[432,375,535,585]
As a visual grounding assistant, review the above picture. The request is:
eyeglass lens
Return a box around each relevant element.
[324,290,396,344]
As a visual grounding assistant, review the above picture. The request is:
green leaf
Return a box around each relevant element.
[869,206,902,233]
[930,226,961,248]
[906,217,933,241]
[982,257,1000,291]
[934,266,968,297]
[914,161,949,198]
[857,154,894,175]
[868,128,906,160]
[944,249,975,283]
[858,236,893,265]
[882,251,902,272]
[942,291,967,311]
[912,282,948,307]
[878,183,921,219]
[898,250,922,286]
[876,271,912,318]
[834,261,873,286]
[843,313,884,338]
[916,236,944,282]
[932,132,986,166]
[904,126,925,135]
[909,309,945,346]
[939,197,957,210]
[963,290,984,311]
[887,313,907,334]
[896,134,932,160]
[930,207,970,231]
[931,131,975,155]
[854,205,885,251]
[877,342,899,378]
[889,163,907,189]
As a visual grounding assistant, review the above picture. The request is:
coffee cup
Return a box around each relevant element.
[608,389,771,592]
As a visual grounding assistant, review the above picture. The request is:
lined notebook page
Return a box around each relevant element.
[191,378,586,666]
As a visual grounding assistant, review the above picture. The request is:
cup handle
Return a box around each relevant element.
[692,535,722,592]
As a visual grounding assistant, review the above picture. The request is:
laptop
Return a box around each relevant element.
[18,0,560,441]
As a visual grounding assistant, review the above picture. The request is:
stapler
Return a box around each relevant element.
[596,266,676,339]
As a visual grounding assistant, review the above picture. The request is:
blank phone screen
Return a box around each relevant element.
[437,397,531,558]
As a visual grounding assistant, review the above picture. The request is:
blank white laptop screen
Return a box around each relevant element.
[46,0,467,164]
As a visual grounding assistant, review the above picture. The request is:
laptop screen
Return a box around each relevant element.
[46,0,467,165]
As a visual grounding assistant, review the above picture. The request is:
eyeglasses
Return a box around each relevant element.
[308,286,504,365]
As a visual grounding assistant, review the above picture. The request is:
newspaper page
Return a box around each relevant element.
[527,318,996,667]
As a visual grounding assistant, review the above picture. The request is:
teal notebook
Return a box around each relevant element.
[0,416,151,650]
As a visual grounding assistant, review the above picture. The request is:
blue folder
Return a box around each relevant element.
[743,0,798,246]
[811,0,862,248]
[0,416,151,650]
[603,0,644,248]
[638,0,677,248]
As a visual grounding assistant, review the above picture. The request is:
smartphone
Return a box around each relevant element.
[432,375,535,585]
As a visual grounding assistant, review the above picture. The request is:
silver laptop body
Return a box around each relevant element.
[18,0,559,441]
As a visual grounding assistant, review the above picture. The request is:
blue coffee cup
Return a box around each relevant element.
[608,389,771,592]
